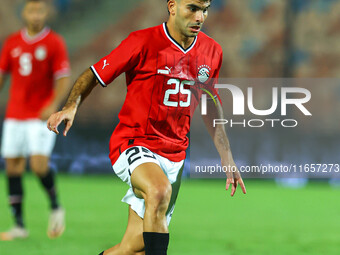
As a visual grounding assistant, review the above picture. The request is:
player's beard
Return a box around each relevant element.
[27,22,45,34]
[177,20,201,38]
[186,23,202,37]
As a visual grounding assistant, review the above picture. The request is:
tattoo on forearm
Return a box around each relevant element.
[216,127,230,151]
[64,69,96,109]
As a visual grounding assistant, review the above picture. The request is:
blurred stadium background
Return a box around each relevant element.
[1,0,340,174]
[1,0,340,254]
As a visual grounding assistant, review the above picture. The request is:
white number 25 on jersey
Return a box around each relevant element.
[163,78,195,107]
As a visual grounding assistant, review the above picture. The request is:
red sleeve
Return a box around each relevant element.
[53,35,70,79]
[214,52,223,104]
[205,48,222,100]
[0,39,11,74]
[90,32,141,87]
[212,49,222,86]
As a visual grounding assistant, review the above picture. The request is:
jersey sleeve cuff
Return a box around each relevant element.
[54,69,71,80]
[90,65,107,87]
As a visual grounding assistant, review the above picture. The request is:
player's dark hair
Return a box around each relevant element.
[166,0,212,14]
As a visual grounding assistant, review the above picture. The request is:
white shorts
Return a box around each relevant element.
[1,119,56,158]
[112,146,184,225]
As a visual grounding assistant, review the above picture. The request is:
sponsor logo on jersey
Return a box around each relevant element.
[197,65,211,83]
[11,47,22,58]
[102,59,110,69]
[35,46,47,61]
[157,66,172,75]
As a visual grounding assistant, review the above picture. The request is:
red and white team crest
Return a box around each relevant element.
[11,47,22,58]
[35,46,47,61]
[197,65,211,83]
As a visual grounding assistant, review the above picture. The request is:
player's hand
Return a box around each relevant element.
[222,155,246,197]
[47,107,77,136]
[40,103,58,121]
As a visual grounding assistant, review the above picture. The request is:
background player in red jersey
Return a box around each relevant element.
[0,0,70,240]
[48,0,246,254]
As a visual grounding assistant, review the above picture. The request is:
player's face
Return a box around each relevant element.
[22,2,48,32]
[174,0,210,38]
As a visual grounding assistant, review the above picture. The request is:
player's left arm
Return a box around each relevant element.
[40,76,70,120]
[201,99,246,196]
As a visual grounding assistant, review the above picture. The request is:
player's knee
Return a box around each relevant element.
[30,161,48,177]
[6,168,24,177]
[5,159,25,176]
[145,182,172,213]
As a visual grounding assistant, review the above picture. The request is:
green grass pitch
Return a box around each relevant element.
[0,172,340,255]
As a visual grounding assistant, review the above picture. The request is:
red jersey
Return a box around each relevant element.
[91,23,222,164]
[0,27,70,119]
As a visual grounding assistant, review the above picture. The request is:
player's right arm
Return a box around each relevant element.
[0,38,11,92]
[47,68,97,136]
[48,32,141,136]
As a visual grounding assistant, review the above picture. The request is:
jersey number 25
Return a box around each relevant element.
[163,78,195,107]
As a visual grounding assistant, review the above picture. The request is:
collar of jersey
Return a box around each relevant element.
[163,23,197,54]
[21,27,50,44]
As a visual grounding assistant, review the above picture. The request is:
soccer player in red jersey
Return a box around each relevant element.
[0,0,70,240]
[48,0,246,254]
